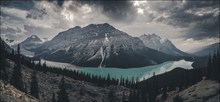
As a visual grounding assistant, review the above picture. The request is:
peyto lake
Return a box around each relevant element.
[40,59,193,81]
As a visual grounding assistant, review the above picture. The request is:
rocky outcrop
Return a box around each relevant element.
[0,80,39,102]
[157,79,220,102]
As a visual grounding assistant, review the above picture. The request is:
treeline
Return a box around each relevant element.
[0,42,136,87]
[0,42,138,101]
[20,56,138,88]
[0,43,72,101]
[1,43,39,98]
[207,51,220,81]
[129,50,220,102]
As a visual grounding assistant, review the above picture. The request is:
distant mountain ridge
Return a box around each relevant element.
[139,33,189,57]
[20,35,43,50]
[190,42,220,57]
[12,35,43,57]
[34,23,182,68]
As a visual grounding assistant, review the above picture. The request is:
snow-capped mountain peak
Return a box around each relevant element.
[11,35,43,57]
[22,35,42,44]
[85,23,115,29]
[139,33,189,56]
[142,33,161,41]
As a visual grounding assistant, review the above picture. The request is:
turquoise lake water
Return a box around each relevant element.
[78,60,193,81]
[40,59,193,81]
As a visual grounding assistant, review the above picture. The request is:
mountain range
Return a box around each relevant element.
[33,23,185,68]
[191,42,219,68]
[190,42,220,57]
[5,23,212,68]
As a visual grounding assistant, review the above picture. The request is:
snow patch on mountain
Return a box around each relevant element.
[105,33,109,42]
[99,47,105,68]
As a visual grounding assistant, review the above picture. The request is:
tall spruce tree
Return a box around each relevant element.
[0,42,8,82]
[208,51,220,81]
[149,72,156,102]
[80,87,84,96]
[52,93,56,102]
[173,95,183,102]
[57,76,70,102]
[122,92,126,102]
[108,89,116,102]
[30,71,39,98]
[10,44,24,91]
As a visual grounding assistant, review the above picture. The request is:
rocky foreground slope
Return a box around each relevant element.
[157,79,220,102]
[2,59,129,102]
[0,80,39,102]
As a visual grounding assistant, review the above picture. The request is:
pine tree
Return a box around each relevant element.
[173,95,183,102]
[80,87,84,96]
[57,76,70,102]
[0,42,8,82]
[215,50,220,81]
[211,50,220,81]
[149,72,156,102]
[24,83,28,93]
[137,90,141,102]
[128,90,132,102]
[108,89,115,102]
[52,93,56,102]
[10,49,15,60]
[207,51,220,81]
[161,87,168,101]
[30,71,39,98]
[107,74,111,85]
[207,53,212,79]
[43,60,47,68]
[42,60,46,73]
[10,44,24,91]
[122,92,126,102]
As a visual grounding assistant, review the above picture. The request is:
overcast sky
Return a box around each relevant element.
[0,0,219,52]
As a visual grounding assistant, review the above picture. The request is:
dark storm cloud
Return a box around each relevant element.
[1,0,219,41]
[153,1,219,40]
[47,0,137,21]
[79,0,136,21]
[46,0,65,7]
[99,0,136,21]
[26,8,47,19]
[184,15,219,40]
[0,0,34,10]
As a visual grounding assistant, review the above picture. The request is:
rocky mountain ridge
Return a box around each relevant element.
[139,33,189,57]
[34,23,181,68]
